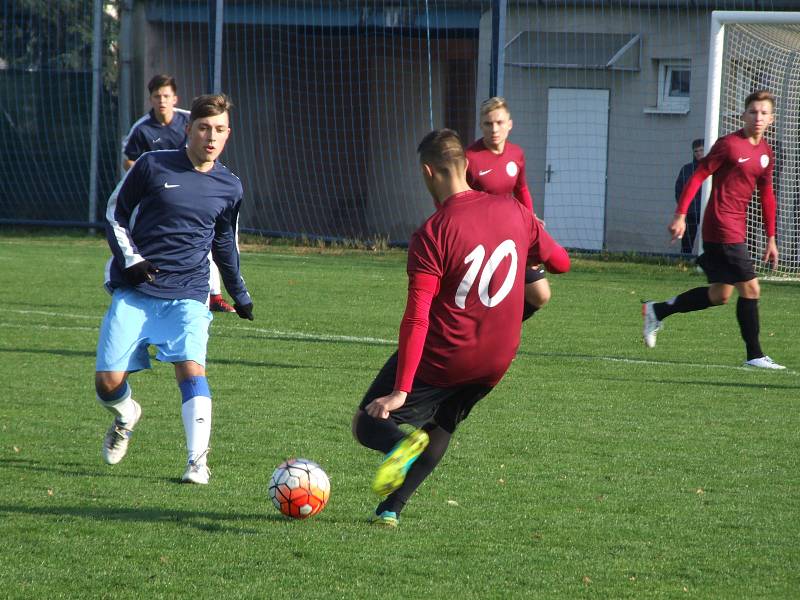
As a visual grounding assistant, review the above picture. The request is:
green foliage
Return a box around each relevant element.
[0,0,119,89]
[1,236,799,598]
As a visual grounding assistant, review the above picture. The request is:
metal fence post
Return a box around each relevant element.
[118,0,134,178]
[208,0,224,93]
[490,0,507,98]
[88,0,103,231]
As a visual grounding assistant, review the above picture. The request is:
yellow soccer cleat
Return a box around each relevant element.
[370,510,399,527]
[371,429,429,497]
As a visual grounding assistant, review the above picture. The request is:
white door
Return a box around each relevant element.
[543,88,609,251]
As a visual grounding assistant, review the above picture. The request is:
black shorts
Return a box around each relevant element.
[697,242,757,284]
[359,352,493,434]
[525,265,547,284]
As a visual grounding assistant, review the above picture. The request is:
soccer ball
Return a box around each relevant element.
[268,458,330,519]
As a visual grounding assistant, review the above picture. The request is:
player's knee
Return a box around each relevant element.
[712,294,730,306]
[351,410,366,443]
[533,287,551,307]
[174,360,205,381]
[741,280,760,299]
[712,294,731,306]
[709,285,732,306]
[95,372,127,397]
[524,281,550,309]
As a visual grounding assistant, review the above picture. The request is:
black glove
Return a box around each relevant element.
[123,260,159,285]
[234,302,254,321]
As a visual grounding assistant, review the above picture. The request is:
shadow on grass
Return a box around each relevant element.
[0,347,95,358]
[0,498,361,531]
[0,457,180,482]
[0,502,281,534]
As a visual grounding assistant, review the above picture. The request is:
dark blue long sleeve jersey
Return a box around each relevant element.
[104,149,251,306]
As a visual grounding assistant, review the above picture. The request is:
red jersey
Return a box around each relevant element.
[677,130,776,243]
[402,190,554,389]
[465,139,534,213]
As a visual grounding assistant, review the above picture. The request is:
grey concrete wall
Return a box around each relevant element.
[477,6,712,253]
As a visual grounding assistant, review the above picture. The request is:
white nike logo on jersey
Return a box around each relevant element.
[738,157,750,163]
[152,137,161,143]
[164,183,181,189]
[478,169,492,176]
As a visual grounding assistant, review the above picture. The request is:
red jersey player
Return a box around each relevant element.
[466,97,551,321]
[352,129,570,526]
[642,90,784,369]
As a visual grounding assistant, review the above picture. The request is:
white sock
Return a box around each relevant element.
[182,396,212,465]
[208,256,221,295]
[97,385,137,426]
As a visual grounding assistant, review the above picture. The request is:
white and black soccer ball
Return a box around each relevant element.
[268,458,330,519]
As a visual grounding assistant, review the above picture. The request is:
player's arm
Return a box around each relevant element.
[122,128,144,172]
[364,271,439,419]
[513,162,535,213]
[674,165,687,202]
[671,139,727,241]
[757,160,779,269]
[528,219,570,274]
[104,159,158,283]
[212,194,253,318]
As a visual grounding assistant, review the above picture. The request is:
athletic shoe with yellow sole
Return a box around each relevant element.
[371,429,429,497]
[370,510,399,527]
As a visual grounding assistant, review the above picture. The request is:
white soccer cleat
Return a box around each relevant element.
[181,461,211,485]
[744,356,786,370]
[641,301,662,348]
[102,400,142,465]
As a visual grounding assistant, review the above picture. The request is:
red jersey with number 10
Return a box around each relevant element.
[406,190,553,387]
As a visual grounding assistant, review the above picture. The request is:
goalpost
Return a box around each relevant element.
[704,11,800,280]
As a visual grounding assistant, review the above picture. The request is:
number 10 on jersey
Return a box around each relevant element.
[455,240,518,309]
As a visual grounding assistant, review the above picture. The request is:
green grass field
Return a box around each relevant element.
[1,235,798,599]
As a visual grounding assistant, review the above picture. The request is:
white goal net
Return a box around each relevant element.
[709,13,800,279]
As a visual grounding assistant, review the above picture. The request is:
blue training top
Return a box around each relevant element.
[122,108,191,161]
[104,149,251,306]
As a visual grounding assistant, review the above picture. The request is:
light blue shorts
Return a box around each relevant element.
[96,287,213,372]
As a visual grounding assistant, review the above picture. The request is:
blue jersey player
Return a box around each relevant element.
[122,74,236,313]
[96,93,254,485]
[122,74,190,171]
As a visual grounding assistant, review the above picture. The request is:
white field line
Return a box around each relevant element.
[2,309,796,374]
[1,310,396,345]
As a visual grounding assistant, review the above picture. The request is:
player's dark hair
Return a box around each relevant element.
[417,129,465,173]
[691,138,704,150]
[147,74,177,95]
[744,90,775,111]
[189,94,233,121]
